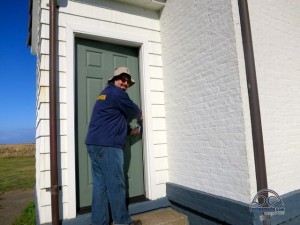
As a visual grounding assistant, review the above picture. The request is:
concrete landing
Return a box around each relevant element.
[132,208,189,225]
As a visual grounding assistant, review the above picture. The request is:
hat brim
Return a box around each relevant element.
[108,73,135,87]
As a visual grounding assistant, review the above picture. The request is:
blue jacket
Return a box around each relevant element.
[85,83,142,148]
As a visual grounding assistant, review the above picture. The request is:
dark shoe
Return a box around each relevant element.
[130,220,142,225]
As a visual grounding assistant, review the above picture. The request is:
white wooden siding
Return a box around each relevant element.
[35,0,167,223]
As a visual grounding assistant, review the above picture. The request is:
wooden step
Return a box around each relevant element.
[131,208,189,225]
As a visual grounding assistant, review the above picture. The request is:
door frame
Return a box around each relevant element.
[65,22,155,217]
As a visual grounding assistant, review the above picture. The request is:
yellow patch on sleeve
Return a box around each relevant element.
[97,95,106,100]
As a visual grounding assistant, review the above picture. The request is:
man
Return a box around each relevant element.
[85,67,143,225]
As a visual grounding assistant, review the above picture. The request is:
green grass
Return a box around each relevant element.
[12,201,36,225]
[0,153,36,225]
[0,156,35,193]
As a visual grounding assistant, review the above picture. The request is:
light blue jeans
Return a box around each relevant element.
[87,145,131,225]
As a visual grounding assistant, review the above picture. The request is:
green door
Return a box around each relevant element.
[75,38,145,209]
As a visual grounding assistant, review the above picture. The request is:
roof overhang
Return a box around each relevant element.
[27,0,39,54]
[114,0,166,11]
[27,0,166,54]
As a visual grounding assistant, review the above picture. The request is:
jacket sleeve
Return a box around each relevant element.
[113,89,142,121]
[127,124,132,135]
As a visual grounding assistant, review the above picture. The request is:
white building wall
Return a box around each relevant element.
[248,0,300,195]
[35,0,167,223]
[160,0,254,203]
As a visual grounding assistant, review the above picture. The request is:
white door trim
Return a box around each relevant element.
[65,22,156,218]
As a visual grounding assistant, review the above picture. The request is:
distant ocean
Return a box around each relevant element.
[0,128,35,145]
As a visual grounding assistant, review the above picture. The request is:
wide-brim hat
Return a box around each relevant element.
[107,67,135,87]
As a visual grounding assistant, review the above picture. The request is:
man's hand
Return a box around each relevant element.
[138,114,143,121]
[130,127,141,136]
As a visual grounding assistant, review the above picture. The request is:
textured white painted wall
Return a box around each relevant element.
[248,0,300,195]
[230,0,257,200]
[161,0,252,203]
[35,0,167,223]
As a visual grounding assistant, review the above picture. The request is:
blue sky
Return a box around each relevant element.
[0,0,36,144]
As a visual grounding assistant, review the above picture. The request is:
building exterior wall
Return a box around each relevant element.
[248,0,300,195]
[35,0,167,223]
[160,0,255,203]
[33,0,300,223]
